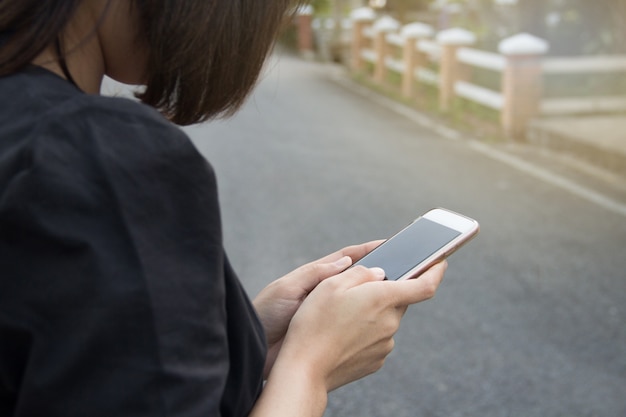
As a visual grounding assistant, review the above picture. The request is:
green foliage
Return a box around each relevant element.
[385,0,432,22]
[308,0,330,15]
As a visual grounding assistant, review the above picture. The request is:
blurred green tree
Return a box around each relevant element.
[384,0,431,22]
[309,0,331,15]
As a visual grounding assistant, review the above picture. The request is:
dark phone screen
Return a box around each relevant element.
[353,218,461,280]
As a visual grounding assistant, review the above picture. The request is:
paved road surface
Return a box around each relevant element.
[185,53,626,417]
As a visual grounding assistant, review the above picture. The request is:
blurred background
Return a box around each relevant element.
[280,0,626,173]
[302,0,626,58]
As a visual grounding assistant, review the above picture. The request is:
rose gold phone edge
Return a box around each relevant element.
[395,208,480,281]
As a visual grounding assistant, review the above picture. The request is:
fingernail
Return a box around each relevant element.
[333,256,352,269]
[369,267,386,279]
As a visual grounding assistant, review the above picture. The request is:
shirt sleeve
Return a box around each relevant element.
[0,97,243,416]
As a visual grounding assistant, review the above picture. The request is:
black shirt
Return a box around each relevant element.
[0,67,266,416]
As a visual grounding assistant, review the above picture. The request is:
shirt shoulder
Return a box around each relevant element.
[4,83,216,207]
[0,68,201,180]
[40,90,195,160]
[0,72,265,416]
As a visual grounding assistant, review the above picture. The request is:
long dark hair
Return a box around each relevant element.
[0,1,80,76]
[0,0,302,125]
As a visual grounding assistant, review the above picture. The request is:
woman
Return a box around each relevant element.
[0,1,446,416]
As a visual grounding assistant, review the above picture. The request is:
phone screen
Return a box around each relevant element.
[352,218,461,280]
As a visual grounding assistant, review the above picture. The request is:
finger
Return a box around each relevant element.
[332,265,386,289]
[284,255,354,293]
[312,240,384,266]
[386,261,447,306]
[287,240,386,293]
[313,250,350,265]
[339,240,385,262]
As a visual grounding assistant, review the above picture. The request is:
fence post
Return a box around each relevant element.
[400,23,434,99]
[296,5,315,59]
[436,28,476,112]
[498,33,549,139]
[350,7,376,72]
[373,16,400,84]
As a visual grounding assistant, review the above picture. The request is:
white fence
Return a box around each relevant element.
[348,7,626,138]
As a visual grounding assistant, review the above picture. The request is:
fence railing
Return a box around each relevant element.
[347,7,626,138]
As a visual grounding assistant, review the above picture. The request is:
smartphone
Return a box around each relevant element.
[351,208,479,280]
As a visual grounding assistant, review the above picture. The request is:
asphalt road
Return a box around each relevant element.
[185,53,626,417]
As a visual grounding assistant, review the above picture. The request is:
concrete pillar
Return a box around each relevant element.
[350,7,376,71]
[372,16,400,84]
[498,33,549,139]
[296,5,315,59]
[400,23,434,99]
[436,28,476,112]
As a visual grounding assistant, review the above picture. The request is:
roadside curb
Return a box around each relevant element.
[527,118,626,178]
[321,60,625,177]
[320,61,626,218]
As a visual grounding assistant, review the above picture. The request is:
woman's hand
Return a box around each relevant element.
[253,241,383,377]
[250,261,446,417]
[275,260,446,391]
